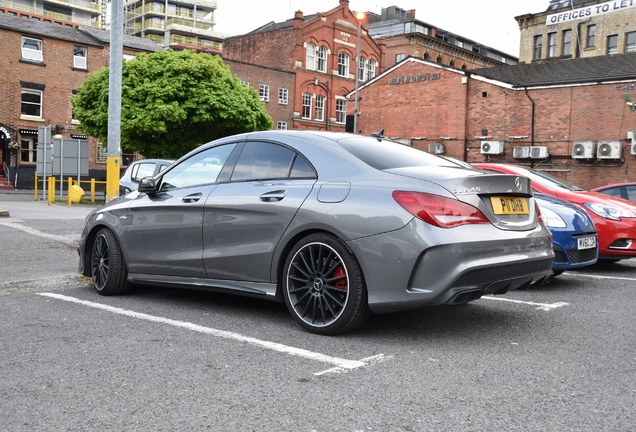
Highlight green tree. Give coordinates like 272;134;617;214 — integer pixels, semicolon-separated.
71;49;272;159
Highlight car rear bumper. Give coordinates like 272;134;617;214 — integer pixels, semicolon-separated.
348;220;554;314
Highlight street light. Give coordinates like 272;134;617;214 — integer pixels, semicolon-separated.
353;11;365;135
315;79;329;131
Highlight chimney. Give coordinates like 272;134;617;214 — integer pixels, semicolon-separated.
293;10;303;29
340;0;349;7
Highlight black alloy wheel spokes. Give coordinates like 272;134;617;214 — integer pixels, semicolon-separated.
91;234;109;290
287;242;349;326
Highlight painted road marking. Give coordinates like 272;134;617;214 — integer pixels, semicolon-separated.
0;222;76;247
564;272;636;282
37;293;383;375
483;296;569;311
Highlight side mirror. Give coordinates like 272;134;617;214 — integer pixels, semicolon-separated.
137;176;158;194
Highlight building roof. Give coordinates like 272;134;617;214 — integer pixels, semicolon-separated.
473;52;636;88
0;13;98;45
239;14;318;36
78;26;163;52
0;12;162;52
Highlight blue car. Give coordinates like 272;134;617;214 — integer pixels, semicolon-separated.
535;193;598;276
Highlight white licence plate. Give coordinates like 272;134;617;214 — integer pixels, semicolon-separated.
578;236;596;250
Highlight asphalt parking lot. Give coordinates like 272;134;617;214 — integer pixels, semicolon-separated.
1;193;635;431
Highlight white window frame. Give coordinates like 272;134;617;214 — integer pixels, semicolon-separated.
335;98;346;124
241;79;250;88
317;46;327;72
337;52;350;77
366;59;376;80
547;32;557;57
607;34;618;55
626;31;636;53
20;137;37;164
259;84;269;102
21;36;43;62
74;45;87;69
306;42;316;70
302;93;312;119
278;87;288;105
277;121;287;130
562;29;572;56
315;95;325;121
21;88;43;119
357;56;366;81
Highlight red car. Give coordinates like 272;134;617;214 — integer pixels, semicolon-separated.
591;182;636;203
475;163;636;262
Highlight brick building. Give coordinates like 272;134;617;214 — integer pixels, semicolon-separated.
516;0;636;63
351;54;636;190
0;13;161;189
365;6;518;70
222;0;382;133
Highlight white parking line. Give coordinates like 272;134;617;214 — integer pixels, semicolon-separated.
0;222;76;247
563;272;636;282
482;296;569;311
37;293;383;375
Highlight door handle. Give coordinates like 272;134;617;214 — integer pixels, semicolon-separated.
260;190;287;202
182;193;202;203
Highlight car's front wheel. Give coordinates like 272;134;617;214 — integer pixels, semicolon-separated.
91;228;131;296
283;233;371;335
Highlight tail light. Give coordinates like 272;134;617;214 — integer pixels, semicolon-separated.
392;191;489;228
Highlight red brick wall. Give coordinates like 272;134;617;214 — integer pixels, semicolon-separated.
356;58;636;190
223;59;296;129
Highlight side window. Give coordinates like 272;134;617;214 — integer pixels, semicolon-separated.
290;154;317;179
231;142;296;182
160;144;236;191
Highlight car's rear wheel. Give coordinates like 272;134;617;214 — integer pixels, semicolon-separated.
283;233;370;335
91;228;130;296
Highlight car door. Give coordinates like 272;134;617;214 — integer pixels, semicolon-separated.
202;141;317;282
123;144;237;278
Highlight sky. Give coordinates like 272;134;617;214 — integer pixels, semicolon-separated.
214;0;550;57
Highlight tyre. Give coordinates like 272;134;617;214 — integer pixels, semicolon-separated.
283;233;371;335
91;228;131;296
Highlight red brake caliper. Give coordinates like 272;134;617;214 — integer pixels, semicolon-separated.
333;266;348;290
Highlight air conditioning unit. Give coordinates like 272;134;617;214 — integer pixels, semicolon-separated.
480;140;503;155
597;141;621;159
428;143;444;154
530;146;549;158
513;146;530;159
630;132;636;155
572;141;595;159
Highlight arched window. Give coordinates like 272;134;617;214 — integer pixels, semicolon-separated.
366;59;376;80
306;42;316;70
317;46;327;72
423;52;431;61
337;52;350;77
449;59;456;68
436;54;444;64
357;56;366;81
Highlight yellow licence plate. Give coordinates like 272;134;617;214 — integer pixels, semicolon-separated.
490;196;529;215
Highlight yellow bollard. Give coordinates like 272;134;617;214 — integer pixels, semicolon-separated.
34;172;38;201
48;177;55;205
90;178;96;203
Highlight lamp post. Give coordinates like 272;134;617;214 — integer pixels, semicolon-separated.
353;11;365;135
315;79;329;131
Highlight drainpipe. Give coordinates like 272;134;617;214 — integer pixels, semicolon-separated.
463;72;471;162
524;87;536;167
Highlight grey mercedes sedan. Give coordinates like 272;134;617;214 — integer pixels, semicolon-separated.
78;131;554;334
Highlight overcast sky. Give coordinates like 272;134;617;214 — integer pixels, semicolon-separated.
214;0;549;57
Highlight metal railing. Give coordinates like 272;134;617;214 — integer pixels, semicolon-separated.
35;174;106;207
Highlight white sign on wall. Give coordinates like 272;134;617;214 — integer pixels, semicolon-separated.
547;0;636;25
